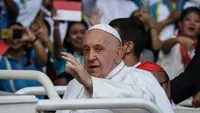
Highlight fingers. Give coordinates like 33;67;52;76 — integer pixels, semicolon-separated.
192;92;200;108
62;56;77;66
61;52;79;65
192;98;200;108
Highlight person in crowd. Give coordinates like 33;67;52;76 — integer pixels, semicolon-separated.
137;62;171;102
170;34;200;107
31;10;56;81
157;7;200;80
0;23;47;93
109;16;200;108
0;0;19;28
109;17;171;101
132;1;175;62
109;17;147;66
53;20;88;83
58;24;174;113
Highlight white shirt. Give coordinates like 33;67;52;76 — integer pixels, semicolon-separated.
57;61;174;113
157;41;195;80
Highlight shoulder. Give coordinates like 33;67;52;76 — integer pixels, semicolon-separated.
124;67;158;83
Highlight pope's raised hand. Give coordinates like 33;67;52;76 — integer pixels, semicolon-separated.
61;52;93;93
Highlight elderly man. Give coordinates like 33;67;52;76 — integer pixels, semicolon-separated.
59;24;174;113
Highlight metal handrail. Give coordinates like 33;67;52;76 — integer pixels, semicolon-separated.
15;86;67;96
0;70;60;99
36;98;162;113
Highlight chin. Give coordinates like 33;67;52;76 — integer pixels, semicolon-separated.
89;72;101;78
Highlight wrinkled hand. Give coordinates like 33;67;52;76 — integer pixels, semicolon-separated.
89;9;102;26
192;91;200;108
61;52;93;93
177;36;195;50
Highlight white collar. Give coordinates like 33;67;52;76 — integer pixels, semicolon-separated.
133;61;141;68
105;61;126;79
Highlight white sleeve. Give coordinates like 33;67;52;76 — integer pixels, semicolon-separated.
89;77;154;102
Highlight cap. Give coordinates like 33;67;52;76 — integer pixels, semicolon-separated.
87;24;122;44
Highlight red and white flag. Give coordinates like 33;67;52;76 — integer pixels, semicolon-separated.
53;1;82;22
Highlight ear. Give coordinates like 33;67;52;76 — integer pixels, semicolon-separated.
115;46;125;64
123;41;134;54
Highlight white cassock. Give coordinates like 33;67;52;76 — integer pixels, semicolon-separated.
57;61;174;113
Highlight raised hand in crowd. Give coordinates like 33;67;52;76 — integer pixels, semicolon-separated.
51;7;63;59
22;28;47;66
134;9;154;28
31;19;54;56
133;9;162;50
89;8;102;26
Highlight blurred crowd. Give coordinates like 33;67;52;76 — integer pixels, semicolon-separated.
0;0;200;106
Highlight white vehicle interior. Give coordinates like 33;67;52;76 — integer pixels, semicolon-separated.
0;70;199;113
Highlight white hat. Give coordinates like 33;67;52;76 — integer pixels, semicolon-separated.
87;24;122;44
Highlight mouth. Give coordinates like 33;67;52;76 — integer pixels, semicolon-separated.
89;65;100;69
188;26;196;32
88;65;100;71
75;39;82;44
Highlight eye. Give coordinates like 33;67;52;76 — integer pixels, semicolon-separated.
95;46;104;53
83;47;90;55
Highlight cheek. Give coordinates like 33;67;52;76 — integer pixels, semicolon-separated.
196;24;200;30
70;35;77;41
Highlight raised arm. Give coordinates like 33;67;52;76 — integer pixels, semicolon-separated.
161;36;195;54
21;29;47;66
53;20;63;59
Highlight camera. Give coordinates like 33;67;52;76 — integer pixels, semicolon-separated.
0;29;23;40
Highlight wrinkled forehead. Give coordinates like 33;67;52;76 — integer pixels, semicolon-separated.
83;29;119;46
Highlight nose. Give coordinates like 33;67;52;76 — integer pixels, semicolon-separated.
88;49;96;62
77;32;84;39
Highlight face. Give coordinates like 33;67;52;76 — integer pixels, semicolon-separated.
83;30;123;78
179;12;200;38
9;25;25;50
150;71;171;101
68;23;87;50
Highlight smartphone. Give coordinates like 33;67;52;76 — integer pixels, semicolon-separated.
0;29;23;40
